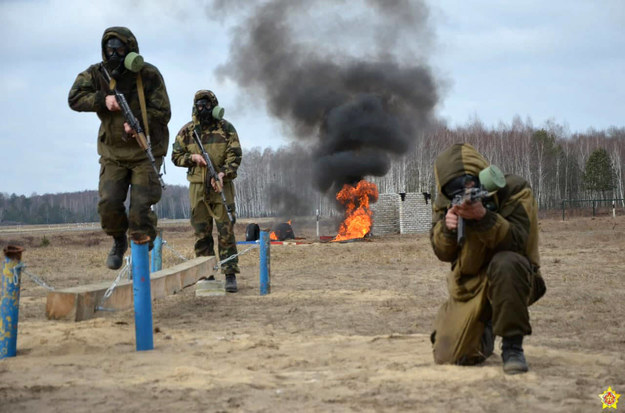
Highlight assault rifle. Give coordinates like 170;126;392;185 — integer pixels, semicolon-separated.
192;128;235;224
100;64;166;189
452;187;490;246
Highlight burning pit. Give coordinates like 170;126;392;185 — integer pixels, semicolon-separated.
333;180;379;242
270;221;296;241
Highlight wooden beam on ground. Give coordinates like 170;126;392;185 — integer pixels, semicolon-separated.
45;256;215;322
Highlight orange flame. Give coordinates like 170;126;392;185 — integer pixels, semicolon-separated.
333;180;379;241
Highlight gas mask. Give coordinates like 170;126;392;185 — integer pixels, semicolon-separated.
195;98;225;125
442;174;479;200
442;165;505;210
104;37;144;77
104;37;126;76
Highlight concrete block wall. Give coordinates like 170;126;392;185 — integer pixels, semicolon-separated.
371;193;400;235
399;192;431;234
371;192;431;235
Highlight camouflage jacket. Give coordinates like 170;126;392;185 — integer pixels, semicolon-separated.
68;27;171;162
430;143;542;300
171;119;242;184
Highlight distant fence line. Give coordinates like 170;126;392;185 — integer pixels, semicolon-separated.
560;198;625;220
0;222;99;234
4;201;624;231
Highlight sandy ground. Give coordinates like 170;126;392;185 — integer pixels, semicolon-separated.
0;216;624;412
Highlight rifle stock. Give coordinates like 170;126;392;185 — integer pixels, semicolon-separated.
100;64;166;189
192;128;235;225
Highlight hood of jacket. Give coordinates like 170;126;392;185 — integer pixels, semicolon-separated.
101;26;139;62
434;143;489;195
191;89;219;126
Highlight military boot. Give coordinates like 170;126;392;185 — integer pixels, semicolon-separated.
106;235;128;270
502;335;529;375
225;274;238;293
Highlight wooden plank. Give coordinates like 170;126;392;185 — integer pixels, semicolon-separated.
45;256;216;322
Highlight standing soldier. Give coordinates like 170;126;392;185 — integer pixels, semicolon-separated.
171;90;242;292
68;26;170;269
429;143;546;374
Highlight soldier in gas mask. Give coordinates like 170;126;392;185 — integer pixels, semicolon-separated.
171;90;242;292
429;143;546;374
68;26;171;270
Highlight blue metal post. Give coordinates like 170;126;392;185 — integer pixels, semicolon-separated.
1;246;24;359
259;231;271;295
151;230;162;273
131;241;153;351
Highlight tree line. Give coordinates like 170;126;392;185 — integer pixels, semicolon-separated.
0;186;192;226
371;117;623;209
1;117;623;225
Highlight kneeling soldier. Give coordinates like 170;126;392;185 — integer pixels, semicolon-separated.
429;143;546;374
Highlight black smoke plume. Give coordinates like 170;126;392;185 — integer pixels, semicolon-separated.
215;0;438;195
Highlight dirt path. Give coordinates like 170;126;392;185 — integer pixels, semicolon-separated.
1;217;624;412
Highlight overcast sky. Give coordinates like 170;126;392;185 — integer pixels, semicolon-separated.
1;0;623;196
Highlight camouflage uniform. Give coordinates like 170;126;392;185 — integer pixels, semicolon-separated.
68;27;170;242
430;144;546;365
171;90;242;275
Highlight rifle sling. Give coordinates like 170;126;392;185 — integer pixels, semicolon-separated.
136;72;150;143
108;76;116;91
136;72;164;174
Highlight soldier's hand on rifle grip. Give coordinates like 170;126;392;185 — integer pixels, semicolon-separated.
211;172;225;193
190;154;207;166
123;122;137;137
445;207;459;231
455;199;487;221
105;95;120;111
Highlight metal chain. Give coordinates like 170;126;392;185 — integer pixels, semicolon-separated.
11;263;55;290
9;264;21;286
162;237;258;270
0;238;261;314
22;267;56;290
162;240;189;262
1;240;259;294
213;244;259;271
96;256;132;312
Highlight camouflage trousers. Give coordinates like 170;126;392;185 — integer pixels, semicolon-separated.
189;182;239;274
98;157;163;241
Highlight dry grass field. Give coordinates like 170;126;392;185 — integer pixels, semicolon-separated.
0;215;624;412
